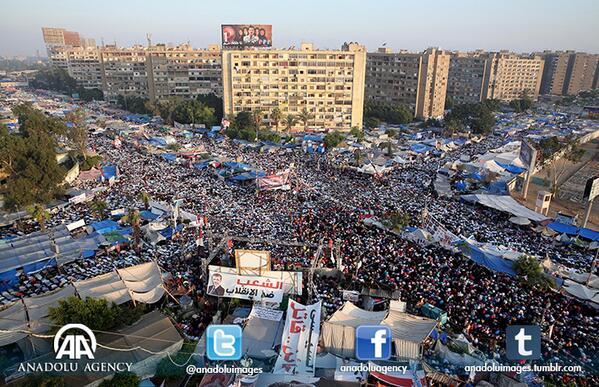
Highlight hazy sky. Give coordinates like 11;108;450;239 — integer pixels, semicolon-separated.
2;0;598;57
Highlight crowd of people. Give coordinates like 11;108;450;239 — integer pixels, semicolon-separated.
1;94;597;383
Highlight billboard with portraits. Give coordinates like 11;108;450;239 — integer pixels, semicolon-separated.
222;24;272;48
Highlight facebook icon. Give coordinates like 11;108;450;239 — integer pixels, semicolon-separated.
355;325;392;360
206;325;242;361
506;325;541;360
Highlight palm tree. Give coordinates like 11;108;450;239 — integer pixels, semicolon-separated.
298;108;313;132
89;199;107;219
138;191;151;210
284;114;297;134
122;208;141;253
251;109;263;141
270;107;282;131
27;204;49;232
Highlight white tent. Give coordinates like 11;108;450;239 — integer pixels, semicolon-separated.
117;261;166;304
24;285;76;333
380;310;437;359
562;280;599;304
461;194;549;222
74;271;132;305
0;302;28;346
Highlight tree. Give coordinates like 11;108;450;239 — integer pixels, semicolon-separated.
234;111;255;131
514;255;555;289
324;131;344;149
138;191;151;210
364;101;413;125
284;114;297;134
251;109;264;130
98;373;140;387
1;106;66;210
196;93;224;123
445;102;495;135
364;116;381;129
155;342;197;380
49;296;120;331
445;95;454;110
89;199;107;219
27;204;50;232
349;126;365;142
116;95;150;114
172;99;216;127
122;208;141;252
383;210;411;232
444;117;464;136
270;106;282;131
298;108;313;131
65;108;88;159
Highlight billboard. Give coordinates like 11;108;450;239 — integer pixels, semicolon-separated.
583;175;599;202
235;249;271;275
207;270;284;302
519;140;538;169
222;24;272;48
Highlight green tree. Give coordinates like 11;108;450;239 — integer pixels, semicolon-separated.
324;131;344;149
349;126;365;142
155;342;197;380
122;208;141;252
117;95;150;114
514;255;555;289
89;198;107;219
65;108;88;159
298;108;313;131
138;191;151;210
445;95;454;110
284;114;297;134
172;99;216;127
49;296;120;331
98;372;140;387
364;116;381;129
270;106;282;131
383;210;411;232
445;102;495;135
234;111;255;131
364;101;413;124
196;93;224;123
26;204;50;232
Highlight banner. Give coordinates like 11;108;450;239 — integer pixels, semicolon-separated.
273;300;321;375
256;169;290;191
424;216;460;250
222;24;272;48
207;270;284;302
235;250;271;275
209;265;302;295
249;305;283;321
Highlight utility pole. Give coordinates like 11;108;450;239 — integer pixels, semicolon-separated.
582;197;595;228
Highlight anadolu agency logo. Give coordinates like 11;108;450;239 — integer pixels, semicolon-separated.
18;323;133;374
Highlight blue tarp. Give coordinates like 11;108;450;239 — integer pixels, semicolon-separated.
468;172;484;181
193;161;210;170
458;241;516;276
91;220;120;235
159;224;184;239
100;165;118;180
149;137;168;146
578;228;599;241
547;222;578;235
230;171;267;182
140;210;160;221
455;181;468;191
410;143;432;154
306;144;314;154
495;161;526;174
161;153;177;162
23;257;57;274
223;162;251;170
303;134;324;142
488;181;508;195
82;250;96;258
0;269;19;292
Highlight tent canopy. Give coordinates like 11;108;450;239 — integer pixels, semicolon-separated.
461;194;548;222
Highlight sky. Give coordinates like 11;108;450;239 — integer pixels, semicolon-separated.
1;0;598;57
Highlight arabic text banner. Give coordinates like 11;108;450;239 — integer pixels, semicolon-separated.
208;265;303;295
207;270;284;302
273;300;322;375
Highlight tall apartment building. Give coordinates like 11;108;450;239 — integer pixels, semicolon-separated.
446;51;489;104
221;42;366;130
540;51;598;95
365;48;450;119
48;43;223;102
482;52;544;101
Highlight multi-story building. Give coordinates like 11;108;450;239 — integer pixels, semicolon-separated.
221;42;366;130
365;47;450;119
446;51;490;104
540;51;598;95
48;43;223;102
482;52;544;101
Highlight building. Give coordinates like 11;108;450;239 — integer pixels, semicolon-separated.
48;43;223;102
482;52;544;101
540;51;598;96
221;42;367;130
446;51;490;104
365;48;450;119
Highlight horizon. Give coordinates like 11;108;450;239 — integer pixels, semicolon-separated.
1;0;599;57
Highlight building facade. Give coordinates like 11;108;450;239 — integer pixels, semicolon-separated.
482;52;544;101
446;51;489;105
48;44;223;103
540;51;599;96
221;42;366;130
365;48;450;119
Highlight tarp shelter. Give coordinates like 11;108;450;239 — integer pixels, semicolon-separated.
24;286;76;333
321;302;387;358
242;306;285;359
457;239;516;276
381;310;437;359
74;271;132;305
99;165;118;181
562;280;599;304
547;222;578;235
461;194;549;222
117;261;166;304
495;161;526;174
160;153;177;162
0;302;28;346
410;143;432;154
91;220;120;235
